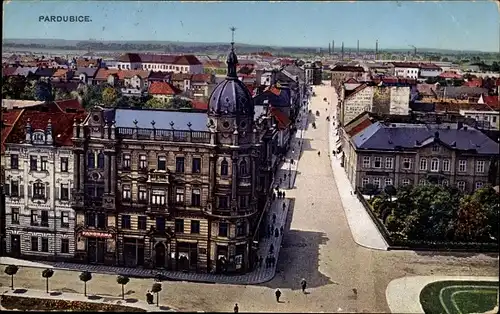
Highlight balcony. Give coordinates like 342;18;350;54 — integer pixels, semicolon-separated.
148;172;170;184
71;190;84;207
85;196;103;207
147;203;168;214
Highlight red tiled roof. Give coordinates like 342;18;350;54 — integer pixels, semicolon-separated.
53;99;85;113
439;71;462;79
203;60;225;68
331;65;364;72
481;95;500;109
346;118;373;137
1;109;24;153
52;68;68;77
2;67;18;77
171;73;192;81
190;100;208;110
269;107;291;130
463;78;482;88
345;78;359;84
76;58;99;68
118;53;142;63
6;110;86;147
94;69;149;81
191;73;212;83
392;62;419;68
435;102;495;113
173;55;202;66
148;81;182;95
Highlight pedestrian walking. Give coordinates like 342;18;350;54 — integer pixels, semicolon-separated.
280;225;284;235
275;228;279;237
146;291;153;304
271;256;276;267
301;278;307;293
282;191;286;198
272;213;276;224
282;202;286;211
272;192;276;201
269;243;274;254
275;289;282;302
279;178;283;185
234;303;239;313
284;173;287;180
265;256;270;268
317;151;321;157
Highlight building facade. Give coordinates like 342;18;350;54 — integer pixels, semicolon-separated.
70;43;273;274
342;121;499;194
4;111;81;260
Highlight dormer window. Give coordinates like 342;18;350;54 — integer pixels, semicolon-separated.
32;131;46;145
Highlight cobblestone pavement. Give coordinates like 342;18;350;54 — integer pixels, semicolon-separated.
1;84;498;313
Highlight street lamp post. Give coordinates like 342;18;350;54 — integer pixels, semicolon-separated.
288;159;292;188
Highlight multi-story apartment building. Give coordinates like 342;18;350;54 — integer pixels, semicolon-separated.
392;62;420;79
70;43;274;273
342;121;499;194
116;53;203;74
330;65;366;91
3;110;84;260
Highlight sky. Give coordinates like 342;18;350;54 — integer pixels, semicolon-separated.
3;0;500;52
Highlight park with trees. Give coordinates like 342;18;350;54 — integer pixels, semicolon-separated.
364;184;499;249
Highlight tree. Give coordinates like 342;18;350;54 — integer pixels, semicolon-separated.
384;185;397;202
42;268;54;293
34;80;54;101
144;97;167;109
79;271;92;296
151;282;162;307
169;97;192;109
454;196;489;241
54;88;71;101
102;87;120;107
116;275;130;300
2;76;28;99
80;84;103;108
4;265;19;290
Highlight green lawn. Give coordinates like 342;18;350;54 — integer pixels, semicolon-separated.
420;280;498;314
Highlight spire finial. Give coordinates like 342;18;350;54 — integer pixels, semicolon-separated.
230;26;236;47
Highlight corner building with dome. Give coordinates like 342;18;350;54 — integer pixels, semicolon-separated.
69;42;276;274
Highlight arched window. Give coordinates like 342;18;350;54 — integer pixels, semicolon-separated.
221;159;229;176
97;152;105;168
239;160;247;176
87;152;95;169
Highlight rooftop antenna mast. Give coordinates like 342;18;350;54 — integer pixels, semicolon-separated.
230;26;237;46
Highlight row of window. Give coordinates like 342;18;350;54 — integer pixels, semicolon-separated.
121;155;248;176
5;182;70;201
362;156;486;173
465;114;498;123
117;63;190;72
10;208;71;227
28;237;70;253
121;186;201;206
361;177;484;191
9;154;69;172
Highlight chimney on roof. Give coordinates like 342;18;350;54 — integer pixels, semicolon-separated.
434;131;439;139
46;118;53;145
25;118;32;142
451;141;456;147
457;121;463;130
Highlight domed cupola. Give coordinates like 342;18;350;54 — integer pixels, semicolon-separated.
208;40;254;117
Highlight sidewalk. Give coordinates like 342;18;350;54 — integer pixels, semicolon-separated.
0;288;175;312
325;91;388;251
0;101;310;286
386;275;499;313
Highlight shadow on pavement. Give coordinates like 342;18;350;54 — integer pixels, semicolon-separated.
13;288;27;294
49;291;62;296
259;198;334;291
125;298;138;303
414;251;500;259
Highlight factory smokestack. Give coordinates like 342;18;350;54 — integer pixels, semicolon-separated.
341;41;344;60
357;40;360;55
375;39;379;59
332;40;335;53
328;42;331;55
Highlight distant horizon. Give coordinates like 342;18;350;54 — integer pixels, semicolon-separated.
3;1;500;53
3;38;496;54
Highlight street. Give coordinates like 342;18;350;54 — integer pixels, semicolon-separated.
1;83;498;313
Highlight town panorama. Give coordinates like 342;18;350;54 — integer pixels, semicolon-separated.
0;1;499;313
